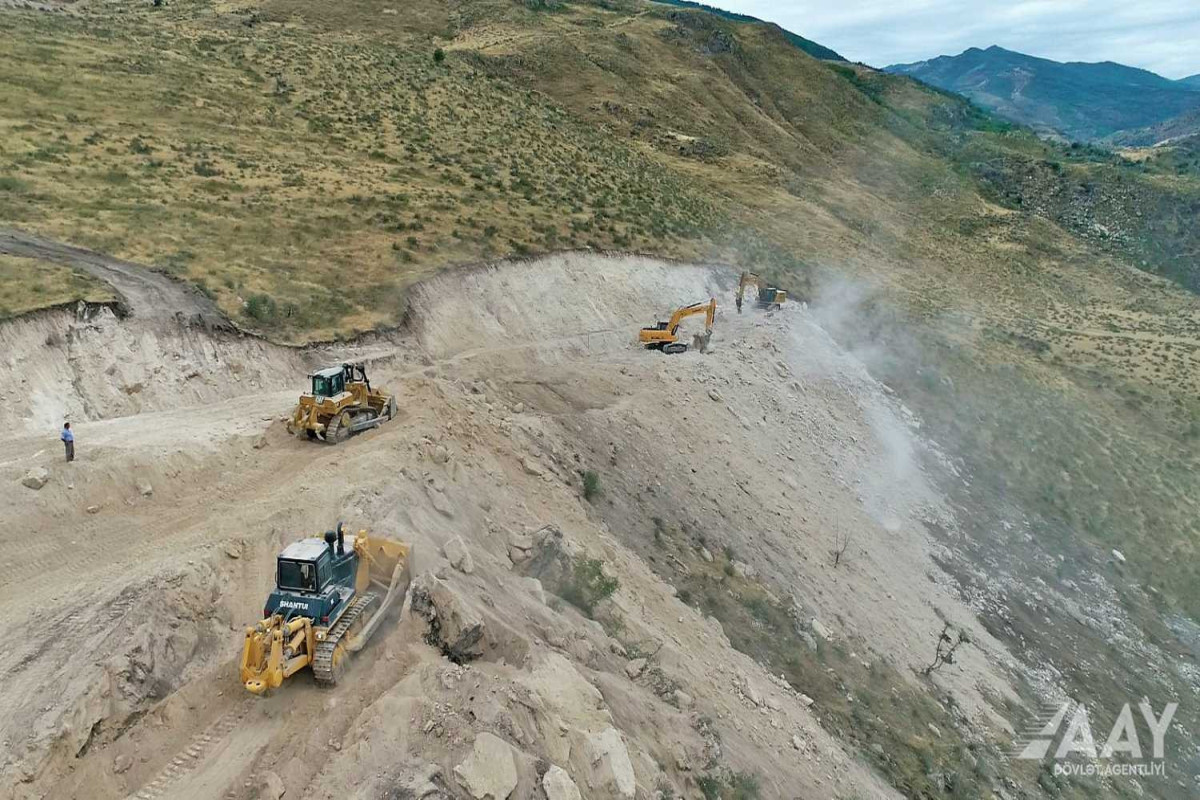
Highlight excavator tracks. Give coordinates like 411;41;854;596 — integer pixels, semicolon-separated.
312;592;377;686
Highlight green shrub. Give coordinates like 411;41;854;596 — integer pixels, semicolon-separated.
244;293;276;322
582;470;601;501
561;558;618;616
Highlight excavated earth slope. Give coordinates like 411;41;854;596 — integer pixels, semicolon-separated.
2;253;1030;800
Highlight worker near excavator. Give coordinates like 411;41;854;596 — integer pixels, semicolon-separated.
61;422;74;462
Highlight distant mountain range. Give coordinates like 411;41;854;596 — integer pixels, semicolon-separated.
885;46;1200;143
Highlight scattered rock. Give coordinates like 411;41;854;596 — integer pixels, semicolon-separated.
410;573;486;662
1111;549;1126;563
224;541;243;560
261;770;286;800
672;689;694;709
425;481;455;517
252;434;268;450
624;658;647;679
86;504;101;515
513;402;525;414
521;457;545;477
21;468;49;490
444;536;474;574
454;732;518;799
112;754;133;774
707;388;722;402
542;765;582;800
519;576;546;604
792;735;804;750
810;618;833;640
138;483;154;498
798;693;814;707
699;546;713;563
433;445;451;464
508;530;534;550
586;727;636;799
731;560;755;579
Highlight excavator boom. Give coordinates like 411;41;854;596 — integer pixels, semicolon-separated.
736;271;786;313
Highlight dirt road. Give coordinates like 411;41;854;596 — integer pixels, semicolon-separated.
0;227;227;326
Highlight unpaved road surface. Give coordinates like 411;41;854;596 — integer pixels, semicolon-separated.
1;253;1045;800
0;227;227;326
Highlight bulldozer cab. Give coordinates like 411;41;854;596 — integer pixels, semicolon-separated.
277;552;325;594
311;367;347;399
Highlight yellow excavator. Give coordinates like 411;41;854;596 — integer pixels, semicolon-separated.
239;524;411;694
287;362;397;444
639;298;716;354
735;272;786;313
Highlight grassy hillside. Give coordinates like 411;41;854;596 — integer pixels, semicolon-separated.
0;253;114;318
3;2;1200;795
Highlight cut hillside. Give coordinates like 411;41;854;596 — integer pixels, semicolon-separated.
6;254;1196;800
2;3;1200;798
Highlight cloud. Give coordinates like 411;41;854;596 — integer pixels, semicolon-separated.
709;1;1200;78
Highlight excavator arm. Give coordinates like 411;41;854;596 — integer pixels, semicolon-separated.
666;299;716;336
735;271;784;313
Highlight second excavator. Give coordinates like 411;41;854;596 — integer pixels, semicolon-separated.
639;298;716;354
735;272;786;313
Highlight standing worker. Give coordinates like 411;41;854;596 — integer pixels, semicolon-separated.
61;422;74;462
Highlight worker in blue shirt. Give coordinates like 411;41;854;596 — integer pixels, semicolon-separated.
61;422;74;462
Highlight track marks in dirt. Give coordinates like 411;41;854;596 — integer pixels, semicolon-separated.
127;700;265;800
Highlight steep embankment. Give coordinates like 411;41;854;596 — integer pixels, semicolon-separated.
2;253;1036;800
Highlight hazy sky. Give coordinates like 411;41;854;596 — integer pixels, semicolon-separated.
706;1;1200;79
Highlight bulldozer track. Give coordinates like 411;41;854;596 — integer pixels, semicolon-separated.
127;701;253;800
312;592;378;685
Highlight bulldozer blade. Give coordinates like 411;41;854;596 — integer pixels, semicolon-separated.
347;538;412;653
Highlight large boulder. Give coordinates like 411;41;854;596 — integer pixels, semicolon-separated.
443;536;474;574
586;727;636;798
542;765;582;800
453;732;518;799
21;467;49;490
410;573;486;662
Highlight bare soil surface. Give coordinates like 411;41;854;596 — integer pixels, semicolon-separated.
0;253;1146;799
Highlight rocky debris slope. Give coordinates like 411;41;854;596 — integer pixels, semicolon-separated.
1;254;1042;799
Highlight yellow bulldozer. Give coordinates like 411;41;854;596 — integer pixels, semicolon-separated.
735;271;786;313
287;362;397;444
239;524;411;694
639;298;716;354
